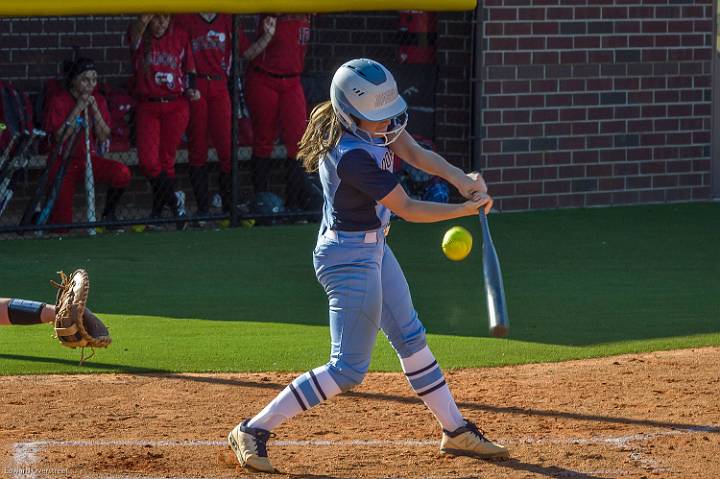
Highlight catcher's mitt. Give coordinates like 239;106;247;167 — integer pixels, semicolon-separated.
51;269;111;362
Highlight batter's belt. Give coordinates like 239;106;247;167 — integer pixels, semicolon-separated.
323;225;390;244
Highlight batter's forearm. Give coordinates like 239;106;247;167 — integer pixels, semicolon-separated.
407;149;468;190
394;199;471;223
392;133;469;189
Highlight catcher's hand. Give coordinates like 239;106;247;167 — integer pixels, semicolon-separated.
51;269;111;363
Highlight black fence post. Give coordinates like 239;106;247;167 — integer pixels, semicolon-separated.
230;13;240;228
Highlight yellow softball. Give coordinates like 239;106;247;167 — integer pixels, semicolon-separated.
442;226;473;261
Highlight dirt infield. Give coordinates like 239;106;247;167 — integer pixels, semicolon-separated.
2;347;718;479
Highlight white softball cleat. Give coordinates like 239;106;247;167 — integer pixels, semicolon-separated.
227;419;276;473
440;420;509;460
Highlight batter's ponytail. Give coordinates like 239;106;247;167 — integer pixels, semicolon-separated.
297;100;343;172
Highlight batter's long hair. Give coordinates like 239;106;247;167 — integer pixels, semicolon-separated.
297;100;343;172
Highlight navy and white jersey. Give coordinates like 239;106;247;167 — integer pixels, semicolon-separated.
319;132;398;232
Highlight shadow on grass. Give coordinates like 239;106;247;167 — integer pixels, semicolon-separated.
3;203;720;346
0;354;171;374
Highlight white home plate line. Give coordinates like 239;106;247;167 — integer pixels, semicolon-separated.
9;427;714;479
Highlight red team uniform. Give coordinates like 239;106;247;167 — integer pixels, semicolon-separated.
129;20;194;219
240;14;318;211
130;20;193;179
44;90;131;226
240;14;309;161
174;14;235;215
175;14;232;173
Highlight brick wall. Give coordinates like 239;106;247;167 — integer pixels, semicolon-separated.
480;0;714;211
2;4;713;213
0;13;473;169
1;16;133;87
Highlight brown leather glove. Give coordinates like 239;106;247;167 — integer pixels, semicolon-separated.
51;269;111;363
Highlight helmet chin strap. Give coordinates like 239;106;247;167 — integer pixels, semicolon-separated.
376;122;407;146
345;115;408;147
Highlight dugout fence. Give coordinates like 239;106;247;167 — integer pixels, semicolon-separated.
0;11;476;238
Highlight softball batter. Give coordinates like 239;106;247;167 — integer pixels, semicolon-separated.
228;58;508;473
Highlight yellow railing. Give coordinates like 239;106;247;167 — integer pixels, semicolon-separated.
1;0;477;16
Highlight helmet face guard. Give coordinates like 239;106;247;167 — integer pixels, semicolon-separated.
331;58;409;146
346;111;408;146
373;110;408;146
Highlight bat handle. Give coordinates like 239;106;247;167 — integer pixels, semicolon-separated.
478;209;491;240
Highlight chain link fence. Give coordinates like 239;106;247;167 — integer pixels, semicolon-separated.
0;11;474;238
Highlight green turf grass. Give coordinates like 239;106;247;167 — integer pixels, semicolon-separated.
1;202;718;374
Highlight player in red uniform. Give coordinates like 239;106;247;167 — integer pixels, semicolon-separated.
44;57;131;228
173;13;276;220
129;14;200;226
240;14;321;213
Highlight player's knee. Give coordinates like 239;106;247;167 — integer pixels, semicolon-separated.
335;372;366;393
390;327;427;358
326;362;367;392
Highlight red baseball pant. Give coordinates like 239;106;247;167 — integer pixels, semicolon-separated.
244;69;307;159
135;99;189;179
49;155;131;225
188;78;231;174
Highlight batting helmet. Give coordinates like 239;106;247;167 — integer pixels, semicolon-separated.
330;58;408;146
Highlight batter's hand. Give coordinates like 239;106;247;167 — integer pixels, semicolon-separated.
186;89;201;101
262;16;277;36
457;171;488;200
462;193;493;216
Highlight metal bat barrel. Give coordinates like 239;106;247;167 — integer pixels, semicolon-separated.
479;211;509;338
